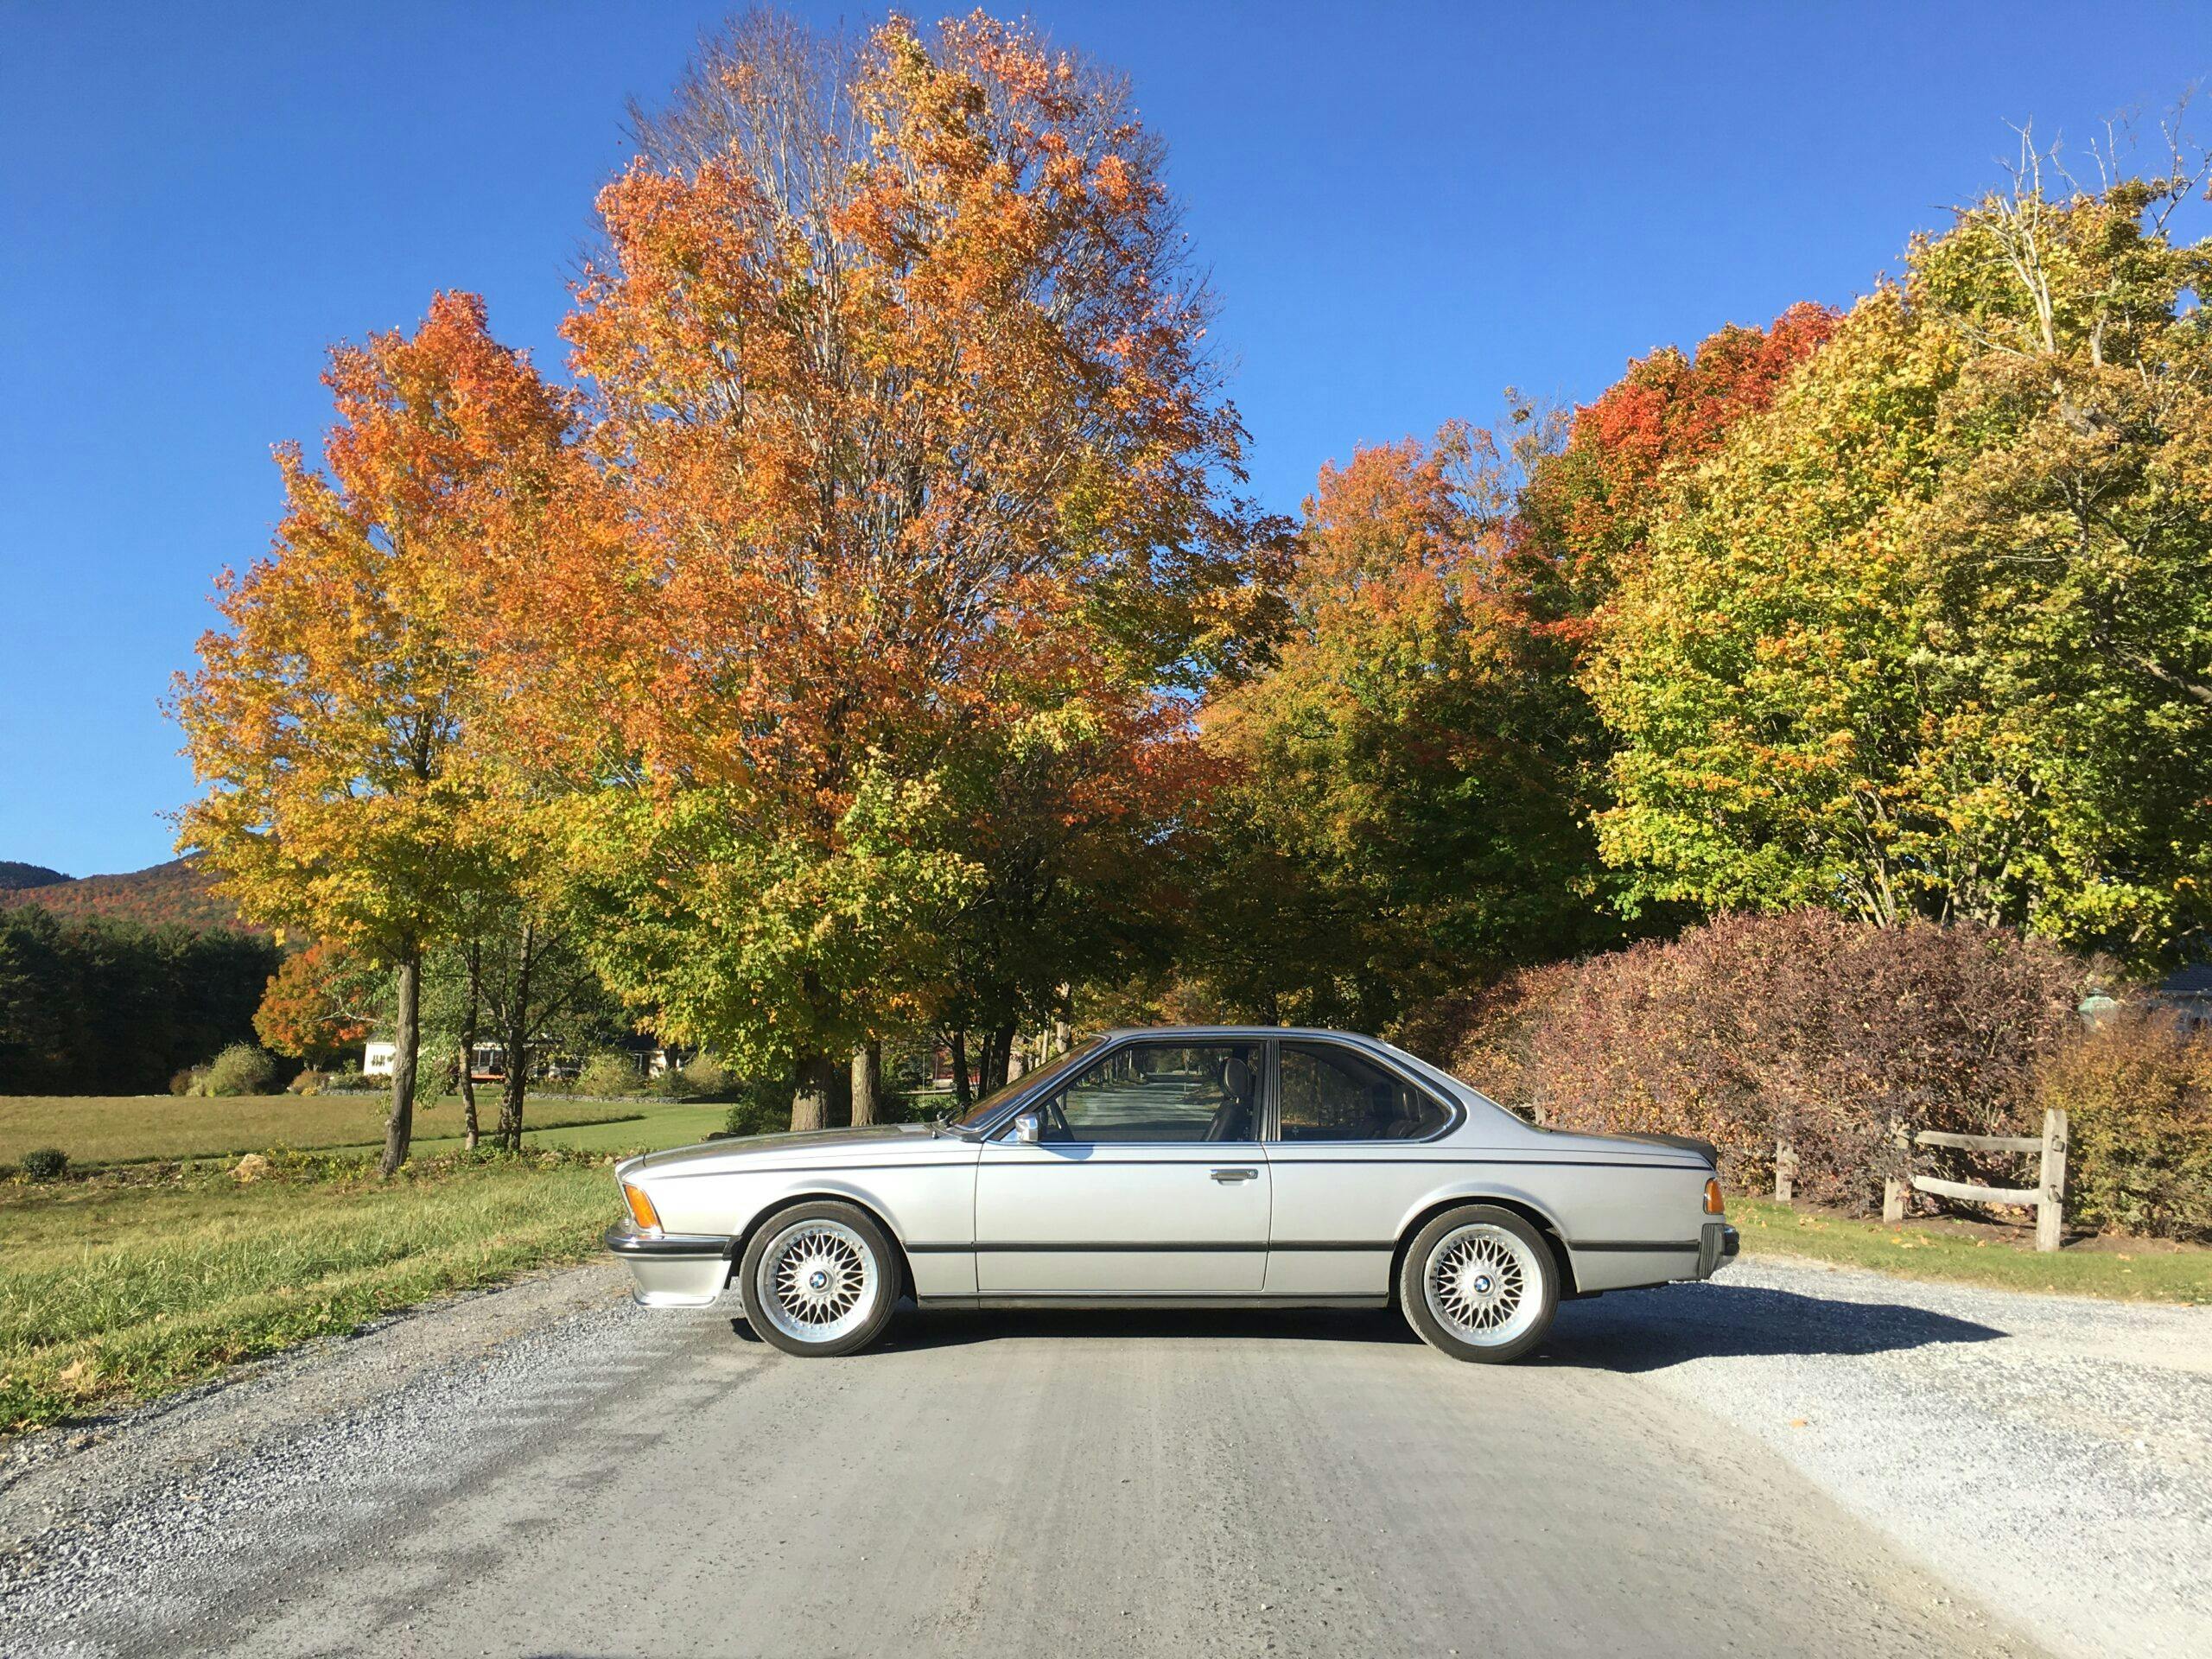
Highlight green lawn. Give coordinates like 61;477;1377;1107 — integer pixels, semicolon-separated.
1732;1197;2212;1304
0;1151;626;1433
0;1093;734;1435
0;1092;652;1168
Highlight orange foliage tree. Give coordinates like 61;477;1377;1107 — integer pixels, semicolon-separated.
1515;303;1837;642
175;293;581;1173
252;940;376;1071
1197;417;1621;1027
550;12;1284;1123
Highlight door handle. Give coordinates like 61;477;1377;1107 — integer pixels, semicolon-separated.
1210;1167;1259;1183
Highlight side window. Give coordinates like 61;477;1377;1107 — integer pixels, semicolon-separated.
1277;1043;1449;1141
1037;1042;1262;1143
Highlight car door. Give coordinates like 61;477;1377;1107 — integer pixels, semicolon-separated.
1263;1038;1456;1297
975;1038;1271;1294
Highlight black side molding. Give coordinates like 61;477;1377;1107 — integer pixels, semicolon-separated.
1571;1239;1702;1253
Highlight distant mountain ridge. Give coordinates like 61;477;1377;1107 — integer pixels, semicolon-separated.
0;861;72;891
0;855;251;932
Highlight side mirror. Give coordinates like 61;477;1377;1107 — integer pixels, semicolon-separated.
1014;1111;1041;1145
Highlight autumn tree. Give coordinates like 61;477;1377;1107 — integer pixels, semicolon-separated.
1516;302;1837;643
1589;140;2212;965
253;940;378;1071
1196;415;1629;1027
175;293;578;1173
554;11;1282;1125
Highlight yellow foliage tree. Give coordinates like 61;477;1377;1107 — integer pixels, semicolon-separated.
173;293;576;1173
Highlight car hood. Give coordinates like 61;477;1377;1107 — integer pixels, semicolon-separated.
622;1122;942;1179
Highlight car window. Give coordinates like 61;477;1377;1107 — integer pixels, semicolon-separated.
1277;1042;1449;1141
1033;1041;1263;1143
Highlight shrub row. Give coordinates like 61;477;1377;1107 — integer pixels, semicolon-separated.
2040;1012;2212;1242
1408;912;2212;1242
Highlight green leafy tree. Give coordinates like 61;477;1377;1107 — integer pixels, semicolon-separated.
1589;144;2212;965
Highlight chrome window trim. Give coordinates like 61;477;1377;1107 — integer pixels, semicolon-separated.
966;1029;1464;1149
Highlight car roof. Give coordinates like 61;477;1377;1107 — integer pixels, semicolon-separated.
1098;1026;1381;1041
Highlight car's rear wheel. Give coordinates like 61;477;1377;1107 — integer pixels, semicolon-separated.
738;1200;900;1357
1398;1205;1558;1363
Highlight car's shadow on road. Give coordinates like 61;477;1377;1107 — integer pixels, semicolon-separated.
1535;1282;2005;1373
732;1281;2006;1370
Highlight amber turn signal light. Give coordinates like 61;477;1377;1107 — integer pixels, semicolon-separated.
1703;1177;1726;1216
622;1182;662;1232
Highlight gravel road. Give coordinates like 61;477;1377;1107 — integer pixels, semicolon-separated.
3;1254;2205;1659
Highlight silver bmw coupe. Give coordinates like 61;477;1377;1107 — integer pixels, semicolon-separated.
605;1026;1738;1363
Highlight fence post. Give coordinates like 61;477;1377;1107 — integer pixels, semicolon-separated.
2037;1107;2068;1253
1883;1118;1909;1221
1774;1139;1796;1203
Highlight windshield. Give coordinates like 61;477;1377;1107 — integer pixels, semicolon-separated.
944;1038;1107;1131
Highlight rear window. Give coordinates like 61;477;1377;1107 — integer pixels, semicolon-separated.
1277;1042;1450;1141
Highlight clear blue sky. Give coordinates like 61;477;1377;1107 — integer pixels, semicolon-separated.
3;0;2205;877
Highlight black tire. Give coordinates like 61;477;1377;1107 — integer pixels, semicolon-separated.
737;1199;902;1358
1397;1204;1559;1363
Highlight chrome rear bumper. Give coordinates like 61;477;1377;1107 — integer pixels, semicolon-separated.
1696;1222;1740;1279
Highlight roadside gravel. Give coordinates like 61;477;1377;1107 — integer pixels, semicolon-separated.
0;1252;2204;1658
1552;1256;2212;1659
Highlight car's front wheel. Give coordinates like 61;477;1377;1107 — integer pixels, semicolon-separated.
738;1200;900;1357
1398;1204;1558;1363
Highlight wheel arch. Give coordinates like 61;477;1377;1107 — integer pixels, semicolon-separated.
734;1188;918;1303
1389;1192;1579;1307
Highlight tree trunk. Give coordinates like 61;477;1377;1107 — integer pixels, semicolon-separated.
1007;1034;1027;1083
985;1023;1015;1094
497;922;536;1152
458;939;480;1152
791;1052;836;1131
948;1029;971;1110
851;1041;882;1126
380;950;422;1178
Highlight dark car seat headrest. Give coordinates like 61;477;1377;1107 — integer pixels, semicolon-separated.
1221;1055;1255;1102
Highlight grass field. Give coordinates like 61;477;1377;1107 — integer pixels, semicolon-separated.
0;1093;671;1168
0;1151;624;1433
0;1090;732;1435
1732;1197;2212;1303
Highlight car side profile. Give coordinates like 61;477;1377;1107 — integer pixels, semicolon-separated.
605;1027;1737;1363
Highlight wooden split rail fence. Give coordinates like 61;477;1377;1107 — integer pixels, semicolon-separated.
1772;1109;2069;1252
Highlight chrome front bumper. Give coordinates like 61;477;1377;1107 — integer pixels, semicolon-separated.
604;1224;736;1307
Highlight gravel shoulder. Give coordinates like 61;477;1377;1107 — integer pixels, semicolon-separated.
2;1253;2204;1659
1568;1255;2212;1659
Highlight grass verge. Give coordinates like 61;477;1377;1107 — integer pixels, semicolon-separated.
0;1150;626;1435
1732;1197;2212;1304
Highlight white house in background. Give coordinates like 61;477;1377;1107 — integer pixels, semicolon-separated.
360;1036;688;1079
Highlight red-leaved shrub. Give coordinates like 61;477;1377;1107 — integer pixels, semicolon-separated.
1425;913;2084;1211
